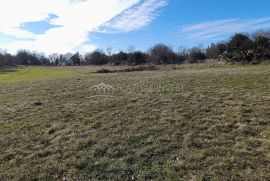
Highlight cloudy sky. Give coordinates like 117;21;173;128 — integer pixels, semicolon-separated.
0;0;270;54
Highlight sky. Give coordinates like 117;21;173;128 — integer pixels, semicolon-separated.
0;0;270;54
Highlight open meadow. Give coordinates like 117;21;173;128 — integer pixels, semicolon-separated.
0;64;270;180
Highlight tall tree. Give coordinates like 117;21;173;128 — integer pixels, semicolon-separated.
71;52;82;66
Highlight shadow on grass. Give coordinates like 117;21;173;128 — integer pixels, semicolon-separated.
0;66;18;74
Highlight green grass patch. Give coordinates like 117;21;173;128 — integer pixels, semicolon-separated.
0;66;78;83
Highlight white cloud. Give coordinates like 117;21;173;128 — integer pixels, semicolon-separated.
98;0;167;33
181;17;270;40
0;0;166;54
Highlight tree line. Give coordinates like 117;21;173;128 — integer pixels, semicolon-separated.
206;30;270;63
1;30;270;67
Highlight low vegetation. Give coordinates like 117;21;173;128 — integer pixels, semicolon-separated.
96;65;158;73
0;64;269;180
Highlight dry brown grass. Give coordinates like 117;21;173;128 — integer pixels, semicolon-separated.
0;64;269;180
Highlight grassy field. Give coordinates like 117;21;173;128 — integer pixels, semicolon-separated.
0;66;78;83
0;64;269;180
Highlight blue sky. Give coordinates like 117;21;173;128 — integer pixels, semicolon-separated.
0;0;270;54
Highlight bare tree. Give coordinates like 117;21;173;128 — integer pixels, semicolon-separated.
188;47;206;63
251;30;270;40
149;43;177;64
49;53;60;65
